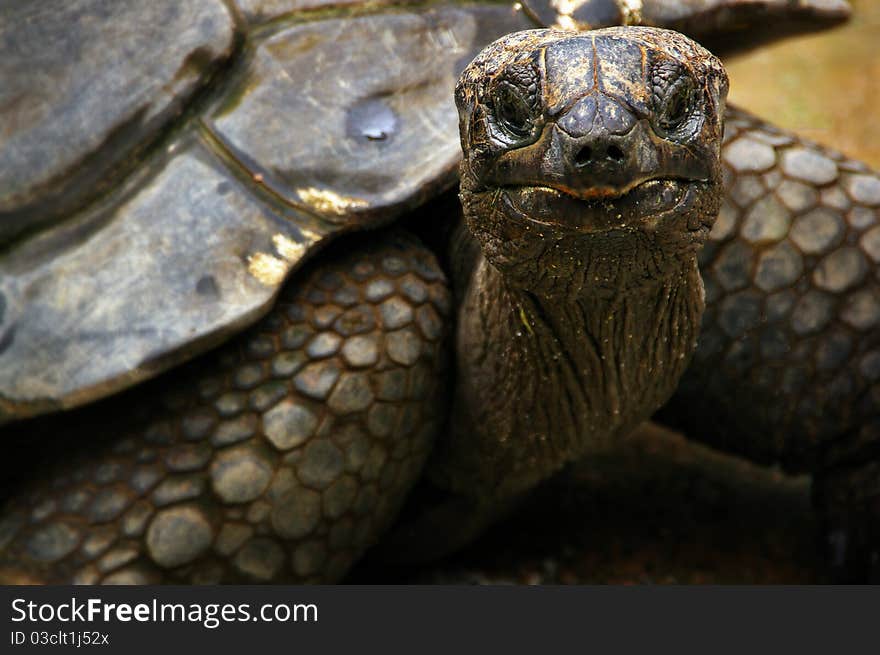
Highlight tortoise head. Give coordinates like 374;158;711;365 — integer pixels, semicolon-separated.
456;27;728;299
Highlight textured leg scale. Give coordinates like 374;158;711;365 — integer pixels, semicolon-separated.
0;231;450;583
663;106;880;473
658;106;880;580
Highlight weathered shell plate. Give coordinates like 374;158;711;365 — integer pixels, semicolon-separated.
205;4;532;223
520;0;850;55
0;133;317;422
0;3;532;423
0;0;237;243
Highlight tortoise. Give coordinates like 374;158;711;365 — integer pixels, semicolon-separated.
1;0;878;584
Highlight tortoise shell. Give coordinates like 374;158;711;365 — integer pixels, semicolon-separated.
0;0;849;421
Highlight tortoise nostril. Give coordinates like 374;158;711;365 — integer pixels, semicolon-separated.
606;144;624;162
574;146;592;167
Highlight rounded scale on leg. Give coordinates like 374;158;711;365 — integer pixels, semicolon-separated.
0;231;450;584
661;106;880;471
658;107;880;580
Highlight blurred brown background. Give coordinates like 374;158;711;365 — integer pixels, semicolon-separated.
728;0;880;167
354;2;880;584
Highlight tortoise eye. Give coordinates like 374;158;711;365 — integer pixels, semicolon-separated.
493;83;533;138
658;78;694;131
652;60;698;136
654;66;697;134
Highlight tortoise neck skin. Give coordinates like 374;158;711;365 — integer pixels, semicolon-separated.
432;252;704;498
430;27;728;498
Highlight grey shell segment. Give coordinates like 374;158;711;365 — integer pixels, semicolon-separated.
0;0;237;243
0;1;531;421
0;0;851;423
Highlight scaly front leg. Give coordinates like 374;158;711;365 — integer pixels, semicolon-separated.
659;105;880;580
0;232;450;584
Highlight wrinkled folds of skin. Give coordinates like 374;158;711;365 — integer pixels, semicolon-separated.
429;27;729;499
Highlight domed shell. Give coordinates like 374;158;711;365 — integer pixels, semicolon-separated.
0;0;849;423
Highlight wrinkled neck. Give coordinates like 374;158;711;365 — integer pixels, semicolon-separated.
429;252;705;499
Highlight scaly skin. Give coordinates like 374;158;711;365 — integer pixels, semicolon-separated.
0;27;730;583
0;232;449;583
659;106;880;579
661;105;880;470
5;33;878;582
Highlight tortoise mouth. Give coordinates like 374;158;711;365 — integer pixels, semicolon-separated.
497;178;698;232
